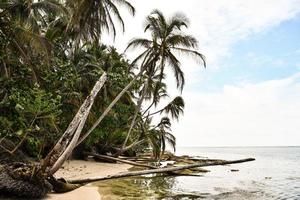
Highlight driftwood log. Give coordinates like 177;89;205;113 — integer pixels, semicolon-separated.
86;153;209;175
87;152;158;169
68;158;255;184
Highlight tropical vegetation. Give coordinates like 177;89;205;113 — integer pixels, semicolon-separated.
0;0;205;165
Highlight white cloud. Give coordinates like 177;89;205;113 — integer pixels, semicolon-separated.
173;73;300;146
103;0;300;87
106;0;300;66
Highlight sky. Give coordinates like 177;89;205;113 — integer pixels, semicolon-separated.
103;0;300;147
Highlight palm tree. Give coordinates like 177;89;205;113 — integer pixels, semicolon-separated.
66;0;135;44
1;0;66;32
150;117;176;158
114;116;176;158
121;10;206;151
0;0;66;82
126;9;206;91
113;96;184;156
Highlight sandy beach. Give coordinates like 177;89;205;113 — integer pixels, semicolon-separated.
46;160;131;200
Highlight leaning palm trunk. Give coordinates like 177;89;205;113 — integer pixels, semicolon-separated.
115;138;147;156
42;73;107;174
120;81;149;152
76;54;159;147
76;70;144;146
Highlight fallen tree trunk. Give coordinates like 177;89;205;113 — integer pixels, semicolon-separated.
47;175;80;193
87;152;157;169
87;153;209;176
68;158;255;184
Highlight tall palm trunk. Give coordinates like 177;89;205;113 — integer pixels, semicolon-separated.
121;81;149;150
1;59;9;78
76;70;144;146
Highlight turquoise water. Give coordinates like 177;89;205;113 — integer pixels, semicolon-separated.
96;147;300;199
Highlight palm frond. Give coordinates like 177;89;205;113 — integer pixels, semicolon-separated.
166;51;185;91
167;34;198;49
67;0;135;42
163;96;185;120
171;47;206;68
167;12;189;33
125;38;152;51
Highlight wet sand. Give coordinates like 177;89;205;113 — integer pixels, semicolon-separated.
46;160;131;200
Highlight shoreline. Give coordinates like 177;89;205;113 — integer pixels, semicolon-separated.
46;160;131;200
1;153;255;199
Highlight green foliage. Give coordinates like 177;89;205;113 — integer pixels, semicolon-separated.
0;1;197;160
0;0;138;157
25;136;42;157
0;84;62;155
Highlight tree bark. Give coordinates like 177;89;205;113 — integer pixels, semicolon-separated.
43;73;107;174
118;81;149;155
68;158;255;184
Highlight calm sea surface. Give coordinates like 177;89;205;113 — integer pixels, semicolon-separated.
96;147;300;199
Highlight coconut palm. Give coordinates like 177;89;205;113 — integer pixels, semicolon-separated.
150;117;176;158
126;9;206;91
1;0;66;32
114;116;176;158
0;0;66;82
120;10;206;151
113;95;184;156
66;0;135;43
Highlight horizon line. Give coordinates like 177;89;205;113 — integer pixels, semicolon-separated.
176;145;300;148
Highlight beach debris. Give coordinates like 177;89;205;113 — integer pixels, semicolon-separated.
86;152;210;175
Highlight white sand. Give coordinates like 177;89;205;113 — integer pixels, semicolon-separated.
46;186;101;200
46;160;131;200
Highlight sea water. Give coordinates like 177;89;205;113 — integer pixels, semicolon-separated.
96;147;300;199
